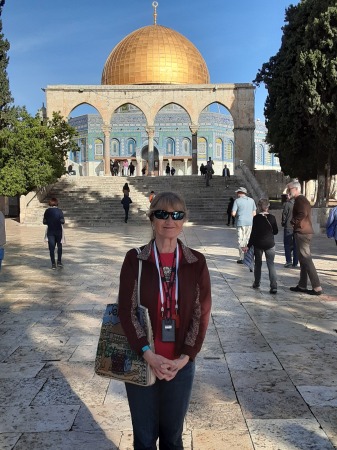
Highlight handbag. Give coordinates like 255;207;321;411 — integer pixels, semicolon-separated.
243;245;254;272
95;248;156;386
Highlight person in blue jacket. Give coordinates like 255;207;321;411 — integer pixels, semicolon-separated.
326;205;337;246
43;198;65;269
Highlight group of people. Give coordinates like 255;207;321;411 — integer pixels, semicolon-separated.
110;159;135;176
232;181;329;296
165;163;176;176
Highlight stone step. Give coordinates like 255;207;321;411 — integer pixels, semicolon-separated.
23;175;244;226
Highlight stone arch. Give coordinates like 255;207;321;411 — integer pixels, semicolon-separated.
45;84;255;175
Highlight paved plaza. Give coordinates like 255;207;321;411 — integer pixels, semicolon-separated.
0;218;337;450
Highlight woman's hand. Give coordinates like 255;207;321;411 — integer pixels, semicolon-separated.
143;351;189;381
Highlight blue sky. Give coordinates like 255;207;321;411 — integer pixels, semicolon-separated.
3;0;295;120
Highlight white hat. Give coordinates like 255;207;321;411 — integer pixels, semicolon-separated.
235;187;247;194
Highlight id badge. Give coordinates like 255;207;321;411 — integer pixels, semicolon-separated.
161;318;176;342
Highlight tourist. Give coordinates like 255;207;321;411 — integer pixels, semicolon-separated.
43;198;65;269
222;164;230;188
118;192;211;449
226;197;235;226
123;160;129;176
231;187;256;263
0;209;6;271
122;183;130;196
281;192;298;267
326;205;337;246
129;161;135;176
149;190;156;203
170;167;176;176
121;194;132;223
246;198;278;294
287;181;323;295
113;160;119;176
165;163;170;176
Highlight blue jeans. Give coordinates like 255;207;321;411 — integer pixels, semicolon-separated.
47;235;62;265
125;361;195;450
284;229;298;265
0;247;4;270
254;246;277;289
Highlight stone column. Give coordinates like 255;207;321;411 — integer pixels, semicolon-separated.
233;126;255;174
159;156;163;176
146;126;155;176
102;124;112;176
184;158;188;175
190;124;199;175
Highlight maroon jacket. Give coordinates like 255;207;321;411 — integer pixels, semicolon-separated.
291;195;314;234
118;239;212;360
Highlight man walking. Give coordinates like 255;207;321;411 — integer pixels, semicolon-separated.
281;193;298;267
232;187;256;263
287;181;322;295
222;164;230;188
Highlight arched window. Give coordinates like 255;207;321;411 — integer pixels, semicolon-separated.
225;140;233;161
94;139;103;160
127;138;136;156
182;138;191;155
110;139;120;156
215;138;223;159
273;154;280;166
166;138;175;155
256;144;264;165
198;137;207;158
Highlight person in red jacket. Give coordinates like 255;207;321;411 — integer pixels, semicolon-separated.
287;181;323;295
118;191;211;450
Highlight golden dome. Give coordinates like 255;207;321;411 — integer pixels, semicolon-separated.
101;24;210;85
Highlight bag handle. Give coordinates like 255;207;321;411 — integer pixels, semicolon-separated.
136;247;142;306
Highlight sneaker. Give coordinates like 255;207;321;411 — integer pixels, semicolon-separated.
51;264;56;270
270;288;277;294
284;262;292;268
57;262;63;268
237;260;244;264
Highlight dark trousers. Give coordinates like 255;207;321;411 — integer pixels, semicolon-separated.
47;235;62;265
227;213;235;226
284;229;298;265
295;233;321;289
125;361;195;450
254;246;277;289
124;206;129;222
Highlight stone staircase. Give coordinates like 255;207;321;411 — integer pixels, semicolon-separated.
23;175;245;227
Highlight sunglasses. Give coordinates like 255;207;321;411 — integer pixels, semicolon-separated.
153;210;185;220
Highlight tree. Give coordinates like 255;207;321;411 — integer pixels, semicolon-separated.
0;0;16;129
0;109;79;196
254;0;337;206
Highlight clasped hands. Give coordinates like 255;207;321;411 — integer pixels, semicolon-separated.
143;350;189;381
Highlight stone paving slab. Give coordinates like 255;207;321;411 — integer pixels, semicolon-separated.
0;219;337;449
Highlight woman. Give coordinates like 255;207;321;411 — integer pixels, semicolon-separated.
118;192;212;450
122;183;130;196
246;198;278;294
43;198;65;269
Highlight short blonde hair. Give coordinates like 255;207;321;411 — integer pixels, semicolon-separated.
148;192;188;221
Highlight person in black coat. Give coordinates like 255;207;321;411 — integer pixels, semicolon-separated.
226;197;235;226
121;195;133;223
43;198;65;269
246;198;278;294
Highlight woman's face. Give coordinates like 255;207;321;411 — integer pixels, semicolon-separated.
152;204;185;241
